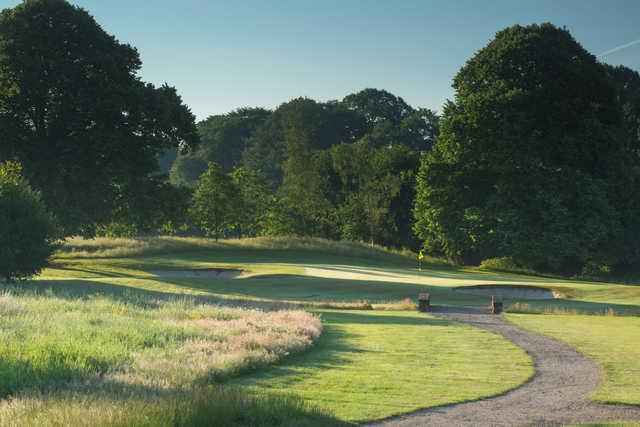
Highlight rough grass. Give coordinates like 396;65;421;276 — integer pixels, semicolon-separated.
58;235;417;262
0;387;344;427
505;302;620;316
0;288;324;425
506;314;640;406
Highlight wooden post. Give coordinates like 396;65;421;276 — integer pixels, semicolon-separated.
418;293;430;312
491;296;503;314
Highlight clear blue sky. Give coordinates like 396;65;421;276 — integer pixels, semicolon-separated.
2;0;639;120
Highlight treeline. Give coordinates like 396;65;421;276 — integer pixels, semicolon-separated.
1;0;640;279
169;92;438;248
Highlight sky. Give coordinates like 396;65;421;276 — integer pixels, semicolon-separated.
1;0;639;121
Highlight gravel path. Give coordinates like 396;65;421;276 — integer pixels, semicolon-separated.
370;306;640;427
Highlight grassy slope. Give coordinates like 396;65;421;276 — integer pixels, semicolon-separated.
55;236;640;313
506;314;640;406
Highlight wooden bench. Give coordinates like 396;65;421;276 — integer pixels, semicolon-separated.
491;296;503;314
418;293;430;312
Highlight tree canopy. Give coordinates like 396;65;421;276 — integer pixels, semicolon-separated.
413;23;637;274
0;0;198;234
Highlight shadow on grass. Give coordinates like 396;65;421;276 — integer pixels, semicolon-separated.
18;271;640;315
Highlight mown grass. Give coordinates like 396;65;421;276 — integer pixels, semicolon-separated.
234;310;533;423
506;314;640;406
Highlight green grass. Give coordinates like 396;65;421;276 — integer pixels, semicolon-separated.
0;286;325;425
4;236;640;425
233;309;533;423
0;387;344;427
50;236;640;315
506;314;640;406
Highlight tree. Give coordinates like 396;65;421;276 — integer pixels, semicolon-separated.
329;140;419;247
170;108;271;187
398;108;440;152
0;161;58;281
342;88;413;126
97;178;192;237
190;162;240;240
606;65;640;158
413;24;632;273
278;126;336;237
242;98;367;191
0;0;198;234
231;167;271;237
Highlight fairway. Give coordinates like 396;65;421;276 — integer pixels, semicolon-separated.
233;310;532;423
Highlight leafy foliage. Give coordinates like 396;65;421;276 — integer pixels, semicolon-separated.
190;162;240;239
171;108;271;186
0;0;198;234
413;23;637;273
0;161;58;281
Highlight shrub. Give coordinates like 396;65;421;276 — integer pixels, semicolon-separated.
478;257;536;276
0;161;58;281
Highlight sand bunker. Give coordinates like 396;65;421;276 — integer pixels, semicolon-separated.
454;284;558;300
150;268;245;279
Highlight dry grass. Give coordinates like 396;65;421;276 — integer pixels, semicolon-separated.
0;386;342;427
0;288;323;424
505;302;621;316
56;235;455;267
373;298;419;311
58;235;412;259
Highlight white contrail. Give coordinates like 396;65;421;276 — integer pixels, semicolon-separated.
597;39;640;58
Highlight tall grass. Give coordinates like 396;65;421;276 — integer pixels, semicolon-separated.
0;287;326;425
505;302;621;316
0;387;344;427
58;235;421;263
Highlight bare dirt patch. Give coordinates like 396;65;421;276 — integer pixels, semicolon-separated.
149;268;246;279
455;284;559;300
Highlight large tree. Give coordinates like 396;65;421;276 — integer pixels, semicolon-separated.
0;0;198;234
413;24;633;273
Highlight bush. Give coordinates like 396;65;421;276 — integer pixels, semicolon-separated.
478;257;536;276
0;161;58;281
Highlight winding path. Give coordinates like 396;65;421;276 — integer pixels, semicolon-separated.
371;306;640;427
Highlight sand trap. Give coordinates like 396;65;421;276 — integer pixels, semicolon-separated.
150;268;245;279
454;284;558;300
